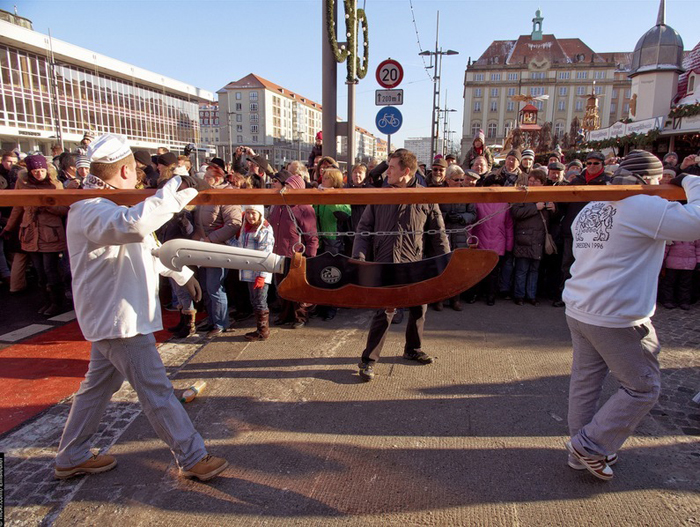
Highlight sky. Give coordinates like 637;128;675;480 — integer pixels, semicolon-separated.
4;0;699;150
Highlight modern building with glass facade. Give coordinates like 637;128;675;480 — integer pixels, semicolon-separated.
0;11;213;154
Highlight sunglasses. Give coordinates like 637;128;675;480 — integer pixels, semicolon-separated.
586;161;602;166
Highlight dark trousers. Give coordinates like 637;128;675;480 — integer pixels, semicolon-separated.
659;268;693;306
361;304;427;364
559;237;575;296
29;251;61;287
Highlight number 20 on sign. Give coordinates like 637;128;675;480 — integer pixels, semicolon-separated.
376;59;404;89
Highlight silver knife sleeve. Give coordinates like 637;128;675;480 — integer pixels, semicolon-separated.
152;239;287;274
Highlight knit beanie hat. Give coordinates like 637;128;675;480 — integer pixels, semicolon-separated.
242;204;265;218
522;149;535;160
76;155;91;169
284;174;305;189
506;149;521;162
616;150;663;180
473;129;485;145
25;154;48;172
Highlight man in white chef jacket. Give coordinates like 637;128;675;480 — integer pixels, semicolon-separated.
54;134;228;482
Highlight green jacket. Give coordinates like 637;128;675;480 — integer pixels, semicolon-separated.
314;203;351;241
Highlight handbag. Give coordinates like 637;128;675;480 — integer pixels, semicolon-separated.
539;211;557;255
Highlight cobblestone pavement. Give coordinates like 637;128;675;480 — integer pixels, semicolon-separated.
1;303;698;526
0;340;207;526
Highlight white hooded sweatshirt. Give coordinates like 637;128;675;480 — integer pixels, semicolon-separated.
564;175;700;328
67;177;196;341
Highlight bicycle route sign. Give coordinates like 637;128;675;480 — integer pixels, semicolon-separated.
375;106;403;135
376;59;404;89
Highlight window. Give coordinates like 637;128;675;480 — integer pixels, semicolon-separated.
594;71;606;79
250;113;259;122
575;100;583;111
251;124;259;133
203;118;209;125
474;88;482;98
214;118;219;125
594;86;602;95
530;87;545;96
236;125;243;132
491;88;499;97
474;73;484;81
558;71;571;80
508;87;516;96
507;101;515;112
236;135;243;143
236;114;242;122
252;135;258;143
625;89;631;98
623;103;630;114
474;101;481;112
250;102;258;112
559;87;568;96
235;92;242;100
490;73;501;81
487;123;498;138
558;100;565;111
531;72;545;79
612;89;618;99
471;122;481;136
689;74;696;93
576;71;588;79
508;73;518;81
535;100;543;110
576;86;586;95
610;102;617;113
490;100;498;112
505;120;515;135
235;103;242;111
250;91;258;100
554;122;565;138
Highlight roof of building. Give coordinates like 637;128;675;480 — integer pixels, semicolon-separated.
673;40;700;104
472;34;627;68
629;0;684;77
221;73;324;112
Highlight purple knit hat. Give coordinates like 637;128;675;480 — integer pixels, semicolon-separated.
25;154;48;172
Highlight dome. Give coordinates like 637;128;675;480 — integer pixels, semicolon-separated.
629;20;684;77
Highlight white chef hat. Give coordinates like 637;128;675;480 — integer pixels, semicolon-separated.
87;134;132;164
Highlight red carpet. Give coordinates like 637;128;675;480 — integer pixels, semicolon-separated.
0;311;181;436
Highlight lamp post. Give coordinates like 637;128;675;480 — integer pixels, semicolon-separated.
227;111;235;161
438;107;456;156
419;12;458;163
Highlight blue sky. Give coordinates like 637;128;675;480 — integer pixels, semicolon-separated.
4;0;699;149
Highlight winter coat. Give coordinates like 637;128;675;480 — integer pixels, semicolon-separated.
511;203;550;260
471;202;513;255
231;220;275;284
192;181;242;243
268;204;319;258
6;171;68;253
664;240;700;270
439;202;477;249
314;203;351;241
481;165;521;187
461;145;494;172
352;176;449;263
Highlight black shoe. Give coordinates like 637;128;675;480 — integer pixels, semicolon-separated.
403;350;434;364
528;299;539;306
466;295;478;304
358;362;375;382
552;300;565;308
323;309;337;321
514;298;524;306
432;302;443;312
487;298;495;306
391;309;404;324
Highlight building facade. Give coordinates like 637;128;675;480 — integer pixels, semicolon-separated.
461;10;632;157
404;137;444;165
218;73;376;169
0;11;213;155
199;103;219;147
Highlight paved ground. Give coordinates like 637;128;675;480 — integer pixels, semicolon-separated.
1;299;699;526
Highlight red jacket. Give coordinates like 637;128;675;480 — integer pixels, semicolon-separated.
268;204;319;258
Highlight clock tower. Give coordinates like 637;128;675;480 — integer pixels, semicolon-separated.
531;9;543;41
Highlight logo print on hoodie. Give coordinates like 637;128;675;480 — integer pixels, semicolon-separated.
575;202;617;243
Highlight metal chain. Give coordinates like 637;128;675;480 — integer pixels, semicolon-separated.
278;186;525;243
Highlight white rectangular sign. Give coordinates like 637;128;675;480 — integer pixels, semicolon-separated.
375;89;404;106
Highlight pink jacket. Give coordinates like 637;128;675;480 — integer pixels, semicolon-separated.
664;240;700;270
471;202;513;255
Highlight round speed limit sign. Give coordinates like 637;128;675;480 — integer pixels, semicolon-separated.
376;59;404;89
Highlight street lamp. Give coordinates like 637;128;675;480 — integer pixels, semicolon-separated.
227;111;236;162
419;23;458;163
438;107;456;156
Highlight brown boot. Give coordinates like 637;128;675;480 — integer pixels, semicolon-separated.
245;310;270;341
174;310;196;338
292;303;310;329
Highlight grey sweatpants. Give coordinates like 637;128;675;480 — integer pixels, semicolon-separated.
566;315;661;458
55;333;207;470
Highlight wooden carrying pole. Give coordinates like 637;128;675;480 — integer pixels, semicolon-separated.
0;185;687;208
